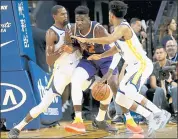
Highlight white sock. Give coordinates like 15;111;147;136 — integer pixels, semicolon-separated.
124;112;132;120
14;119;28;131
75;111;82;119
96;109;106;121
145;100;161;114
136;105;151;120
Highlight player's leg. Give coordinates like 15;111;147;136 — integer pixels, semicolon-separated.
115;61;170;135
108;74;143;134
88;58;117;133
8;69;71;138
65;59;96;133
119;60;170;129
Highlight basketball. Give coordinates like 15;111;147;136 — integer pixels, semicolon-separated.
91;83;110;101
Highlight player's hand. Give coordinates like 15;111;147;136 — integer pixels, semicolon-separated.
87;54;101;60
99;69;113;83
71;36;88;43
61;45;73;54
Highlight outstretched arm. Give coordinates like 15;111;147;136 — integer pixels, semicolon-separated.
87;46;119;60
72;25;127;44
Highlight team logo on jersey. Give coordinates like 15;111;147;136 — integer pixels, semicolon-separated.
1;83;27;113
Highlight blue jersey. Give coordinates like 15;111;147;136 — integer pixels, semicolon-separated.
74;21;110;58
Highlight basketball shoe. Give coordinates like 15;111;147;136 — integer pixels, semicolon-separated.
64;117;86;133
126;117;144;134
8;128;20;138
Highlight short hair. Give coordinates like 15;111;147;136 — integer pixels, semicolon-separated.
130;18;141;24
155;45;166;51
109;1;128;18
75;6;89;15
51;5;64;15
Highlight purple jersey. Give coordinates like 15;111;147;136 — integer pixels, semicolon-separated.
74;21;110;58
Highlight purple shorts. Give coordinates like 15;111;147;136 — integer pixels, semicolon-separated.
77;56;118;79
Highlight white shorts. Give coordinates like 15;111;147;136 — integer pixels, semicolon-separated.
119;58;153;94
47;60;80;95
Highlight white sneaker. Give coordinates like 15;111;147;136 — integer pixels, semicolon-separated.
147;110;171;136
147;112;162;136
159;109;171;129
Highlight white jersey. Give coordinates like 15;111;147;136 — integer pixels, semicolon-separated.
50;24;82;66
115;20;148;65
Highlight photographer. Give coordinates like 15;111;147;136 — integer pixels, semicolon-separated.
148;46;177;123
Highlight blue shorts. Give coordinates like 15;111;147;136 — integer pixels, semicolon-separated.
77;56;118;79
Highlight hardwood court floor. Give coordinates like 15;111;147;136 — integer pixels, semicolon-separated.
1;121;177;138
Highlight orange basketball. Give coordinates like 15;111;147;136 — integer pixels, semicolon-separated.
92;83;110;101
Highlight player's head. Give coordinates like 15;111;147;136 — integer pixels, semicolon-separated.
51;5;68;26
130;18;141;34
109;1;128;25
75;6;90;30
155;46;167;61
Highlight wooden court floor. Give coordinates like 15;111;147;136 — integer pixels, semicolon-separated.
1;121;177;138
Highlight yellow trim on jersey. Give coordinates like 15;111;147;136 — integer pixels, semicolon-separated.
125;40;146;84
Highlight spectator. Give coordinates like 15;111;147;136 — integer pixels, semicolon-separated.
148;46;177;124
30;14;50;73
159;17;177;46
164;38;178;62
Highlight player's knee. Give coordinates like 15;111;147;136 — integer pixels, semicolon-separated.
71;67;89;84
53;77;67;95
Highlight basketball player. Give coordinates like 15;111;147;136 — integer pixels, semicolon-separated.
72;1;171;136
8;5;82;138
65;6;143;134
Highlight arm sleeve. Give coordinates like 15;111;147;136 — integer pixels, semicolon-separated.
109;53;121;70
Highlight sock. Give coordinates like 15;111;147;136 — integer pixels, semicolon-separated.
14;119;28;131
75;111;82;119
124;112;132;120
136;105;152;120
124;112;137;127
96;109;106;121
145;100;161;114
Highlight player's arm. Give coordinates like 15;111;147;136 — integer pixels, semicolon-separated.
109;53;121;70
95;25;122;70
72;25;127;44
66;24;80;52
46;29;63;66
94;25;110;37
87;46;118;60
